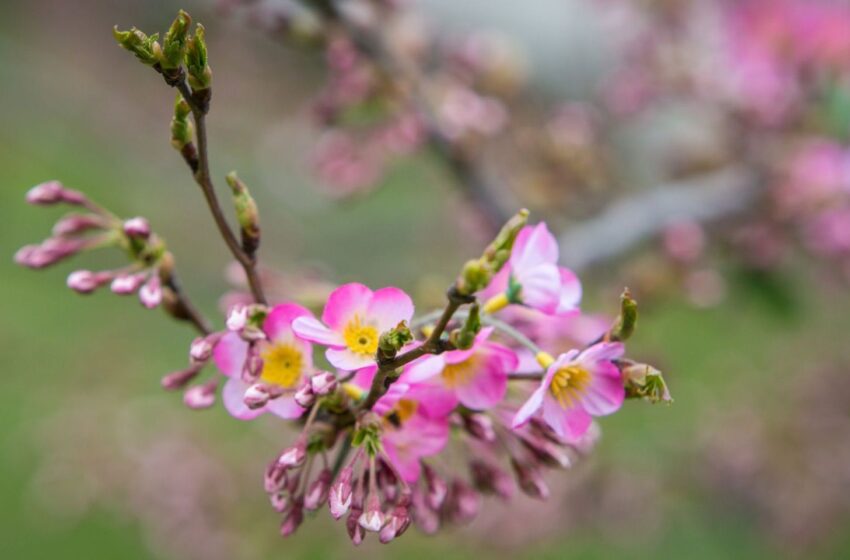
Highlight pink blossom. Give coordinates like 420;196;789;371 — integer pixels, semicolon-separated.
292;283;414;371
380;399;451;483
403;328;518;411
483;223;581;316
512;342;625;442
213;303;315;420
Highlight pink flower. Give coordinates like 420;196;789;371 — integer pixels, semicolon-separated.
214;303;315;420
292;283;414;371
512;342;625;442
482;223;581;316
380;398;451;483
403;328;518;411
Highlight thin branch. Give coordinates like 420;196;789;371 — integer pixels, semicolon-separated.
162;269;214;335
172;78;268;305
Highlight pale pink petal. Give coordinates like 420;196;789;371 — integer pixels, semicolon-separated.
221;377;264;420
403;354;446;383
382;441;423;483
264;303;313;343
511;223;559;271
373;382;409;416
322;283;372;330
292;316;344;347
479;265;509;299
511;383;548;428
556;267;582;314
581;363;625;416
542;397;592;442
579;342;625;364
326;347;374;371
516;262;561;313
455;342;516;410
367;287;415;332
212;332;247;378
265;394;307;419
407;383;457;418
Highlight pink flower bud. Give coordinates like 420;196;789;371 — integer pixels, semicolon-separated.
329;465;354;519
122;217;151;239
183;380;218;409
447;480;480;524
110;273;146;295
226;305;248;331
470;460;514;500
377;461;398;503
279;499;304;538
139;275;162;308
379;492;411;544
411;489;440;535
264;459;289;494
189;335;218;363
310;371;338;395
25;181;65;205
294;382;316;408
269;492;289;513
16;237;86;269
52;214;104;236
358;493;385;532
304;469;332;511
423;463;448;510
244;383;282;409
67;270;111;294
462;413;496;442
522;436;572;469
277;441;307;469
161;364;203;390
510;459;550;500
346;507;365;545
241;346;264;383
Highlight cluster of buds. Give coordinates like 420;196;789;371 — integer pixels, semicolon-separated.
15;181;173;309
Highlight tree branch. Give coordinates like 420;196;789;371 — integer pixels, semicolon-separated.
558;166;763;272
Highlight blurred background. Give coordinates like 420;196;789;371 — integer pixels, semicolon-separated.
2;0;850;558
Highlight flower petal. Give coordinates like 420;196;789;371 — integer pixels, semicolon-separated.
221;377;264;420
556;267;582;314
582;363;625;416
511;223;559;271
542;397;592;442
326;347;374;371
265;394;307;419
517;262;561;313
367;286;415;332
264;302;313;343
322;283;372;330
403;354;446;383
579;342;625;364
212;332;247;378
292;316;344;347
511;383;547;428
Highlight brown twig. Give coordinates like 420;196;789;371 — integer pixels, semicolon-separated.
170;76;268;305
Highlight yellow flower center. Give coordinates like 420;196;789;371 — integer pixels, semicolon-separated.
441;355;479;388
549;365;591;409
260;343;304;389
343;315;379;356
385;398;418;429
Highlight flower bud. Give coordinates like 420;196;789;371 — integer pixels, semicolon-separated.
294;382;316;408
241;346;264;383
189;334;221;364
25;181;64;205
462;413;496;442
447;480;480;524
521;435;572;469
621;362;672;404
411;488;440;534
226;172;261;255
358;493;385;532
110;273;146;295
113;26;161;66
186;23;212;91
67;270;111;294
226;305;248;331
379;491;411;544
304;468;332;511
161;364;202;390
139;274;162;308
277;441;307;469
279;499;304;538
423;463;448;510
171;95;194;150
244;383;271;410
609;287;638;342
310;371;338;396
183;379;218;409
264;459;288;494
122;217;151;239
510;459;550;500
347;507;365;545
269;492;289;513
329;465;354;519
470;460;514;500
52;214;104;236
159;10;192;70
